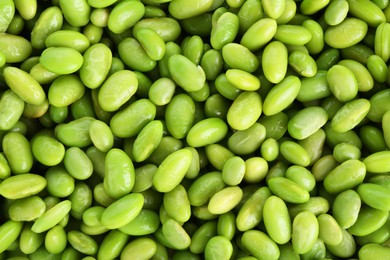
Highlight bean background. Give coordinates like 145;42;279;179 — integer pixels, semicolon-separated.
1;0;390;259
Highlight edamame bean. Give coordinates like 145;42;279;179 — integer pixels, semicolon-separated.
217;212;235;240
324;159;366;193
67;230;98;255
280;141;311;166
104;148;135;199
97;230;128;260
292;211;319;254
108;0;145;34
32;200;71;233
186;118;228;147
241;230;280;260
324;0;349;26
302;19;324;55
45;166;75;198
14;0;37;20
133;17;181;42
32;132;65;166
64;147;93;180
89;120;113;153
4;66;46;105
222;43;259;73
161;218;191;249
317;214;343;245
327;64;358;102
45;225;67;254
110;98;156;138
262;41;288;84
325;18;368;49
225;69;260;91
2;132;33;174
165;94;195;139
189;221;217;254
208;186;243;215
347;0;386;27
168;54;205;92
240;18;277;51
204;236;233;260
118;37;155;72
0;33;32;63
331;98;370;133
275;25;312;46
168;0;214;19
119;209;160;236
357;183;390;211
268;177;310;203
153;148;192;192
363;151;390;173
163;184;191;223
289;50;317;77
288;197;330;219
227;91;262;130
221;156;245;186
0;0;15;32
333;142;361;162
80;43;112;89
0;220;23;254
263;196;291;244
8;196;46;221
58;0;90;27
228;123;266;155
19;224;44;255
263;76;301;116
0;90;24;131
30;6;63;49
288;106;328;140
348;206;389;236
120;237;157;260
367;54;388;83
101;193;144;229
45;30;90;53
359;243;390;260
332;189;361;229
285;165;316;192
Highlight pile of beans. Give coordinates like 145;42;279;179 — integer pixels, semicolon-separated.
1;0;390;259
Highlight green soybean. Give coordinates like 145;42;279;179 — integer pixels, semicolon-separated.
348;206;389;236
0;33;32;63
226;91;262;130
67;230;98;255
104;148;135;199
153;148;193;192
4;66;46;105
186;117;228;147
108;0;145;34
262;41;288;84
292;211;319;254
263;76;301;116
327;64;358;102
208;186;243;215
240;18;277;51
241;230;280;260
120;237;157;260
268;177;310;203
0;220;23;254
110;98;156;138
32;200;71;233
2;132;33;174
325;18;368;48
263;196;291;244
